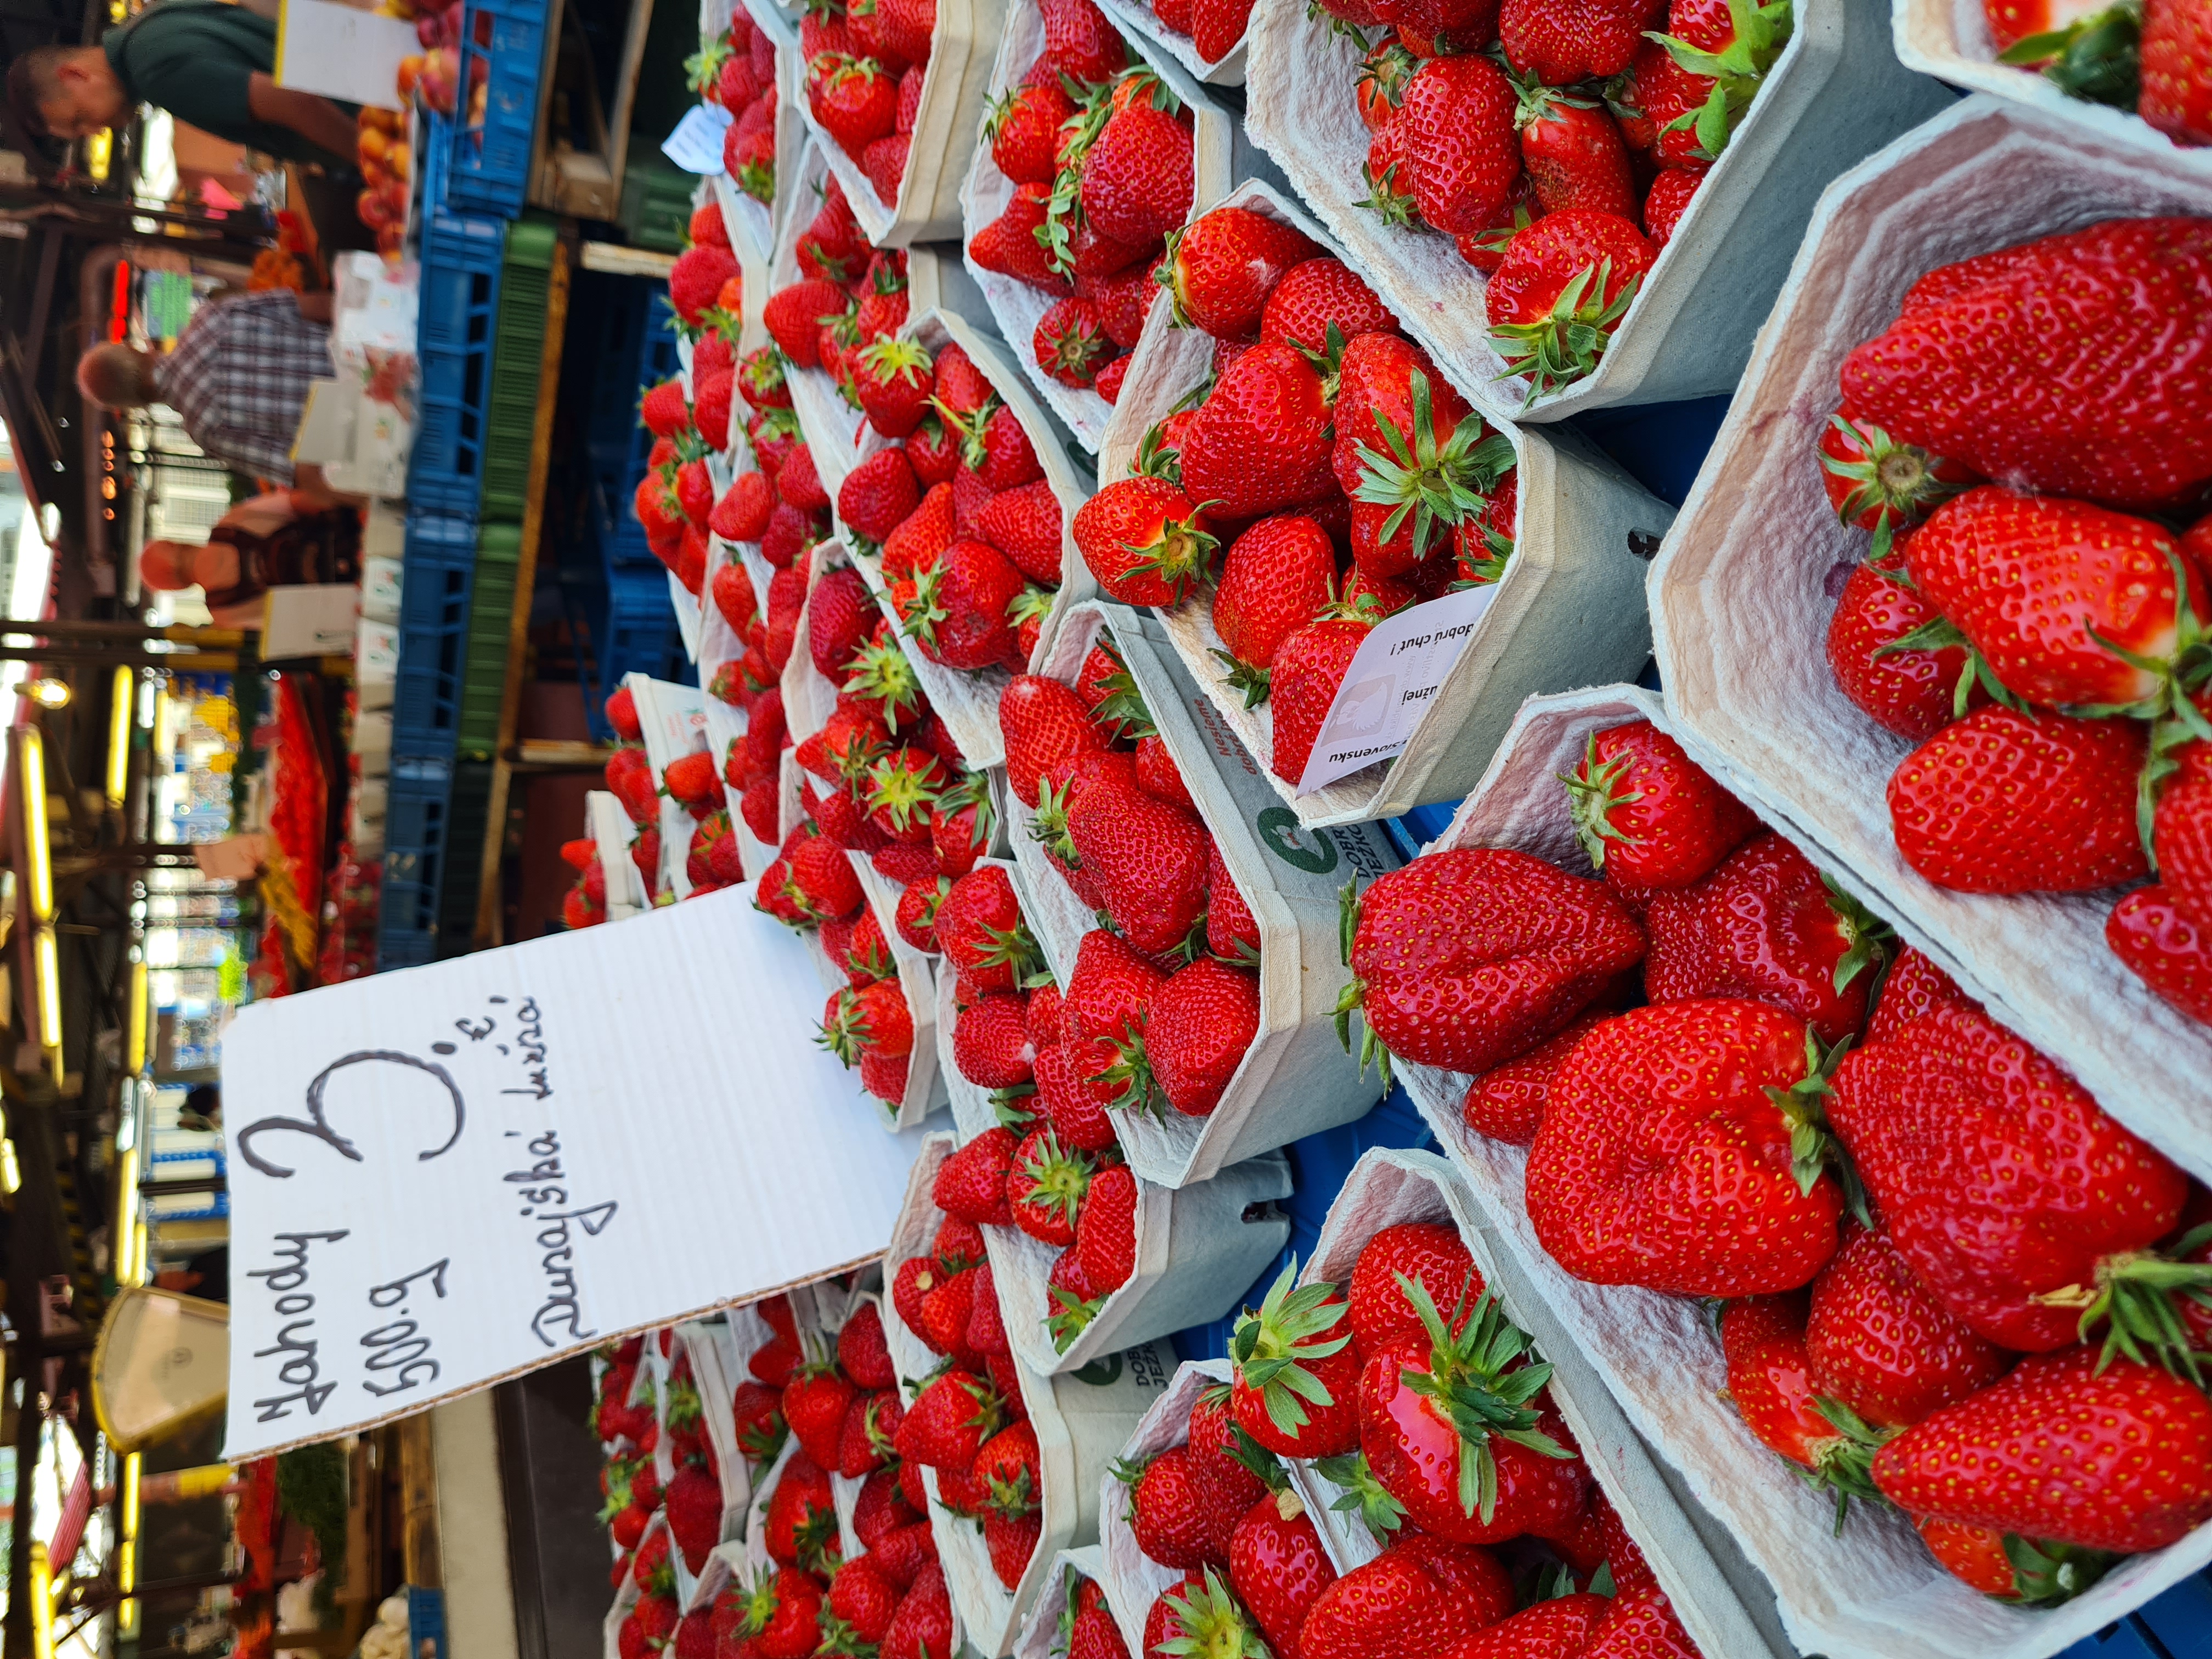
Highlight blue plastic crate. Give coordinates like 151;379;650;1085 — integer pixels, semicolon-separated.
568;565;694;742
410;206;505;514
391;509;478;759
427;0;549;218
377;754;456;970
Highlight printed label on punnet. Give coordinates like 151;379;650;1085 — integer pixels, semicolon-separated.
1295;584;1500;796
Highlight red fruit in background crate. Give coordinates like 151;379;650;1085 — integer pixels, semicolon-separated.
1872;1346;2212;1554
1065;1601;1128;1659
1459;1011;1609;1146
984;1508;1042;1589
1165;207;1322;339
1827;999;2200;1357
902;1368;1009;1472
1180;343;1338;521
1826;551;1987;742
862;133;911;204
1075;1164;1138;1294
1340;849;1645;1079
1395;54;1519;235
1231;1263;1360;1458
830;1554;902;1641
882;1566;955;1659
1805;1221;2013;1429
1298;1537;1513;1659
1560;718;1757;891
1075;477;1220;607
1527;998;1846;1296
1346;1222;1478;1357
1841;218;2212;510
1486;210;1655;401
1143;958;1260;1118
1886;707;2147;894
1642;830;1886;1047
1033;1043;1119;1153
1258;258;1398;356
1001;675;1109;807
1190;0;1253;59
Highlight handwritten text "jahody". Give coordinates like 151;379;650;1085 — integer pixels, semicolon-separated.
246;1228;349;1423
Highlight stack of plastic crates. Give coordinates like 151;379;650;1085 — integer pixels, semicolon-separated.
422;0;551;220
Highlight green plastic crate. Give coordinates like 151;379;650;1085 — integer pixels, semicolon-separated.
435;759;498;956
619;145;694;254
481;215;560;522
456;522;523;760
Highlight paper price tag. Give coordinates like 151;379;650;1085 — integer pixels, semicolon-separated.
1295;584;1501;796
664;103;736;175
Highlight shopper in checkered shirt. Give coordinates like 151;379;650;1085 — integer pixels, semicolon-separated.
76;287;346;496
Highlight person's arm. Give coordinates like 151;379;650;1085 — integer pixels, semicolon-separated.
292;290;334;325
246;73;357;163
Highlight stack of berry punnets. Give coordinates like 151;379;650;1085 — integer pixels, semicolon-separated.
927;857;1294;1369
877;1132;1178;1654
834;308;1100;764
959;0;1234;450
584;788;651;921
793;0;1007;244
1264;1151;1780;1654
632;675;726;901
692;506;777;886
1651;97;2212;1170
1241;0;1950;417
697;0;803;261
1386;683;2212;1659
1894;0;2212;164
1004;601;1402;1187
650;1329;743;1605
1091;182;1672;828
1007;1547;1126;1659
663;1318;766;1572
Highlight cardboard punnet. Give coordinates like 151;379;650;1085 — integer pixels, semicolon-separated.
958;1;1236;453
1012;1546;1116;1659
795;0;1009;245
878;1132;1180;1655
1892;0;2212;170
838;307;1100;764
1241;0;1951;420
1647;95;2212;1190
1284;1148;1792;1658
667;1319;756;1596
1011;601;1403;1187
602;1510;652;1657
589;788;651;920
628;674;715;900
1389;682;2212;1659
1092;182;1675;827
1092;0;1244;84
711;0;807;264
1094;1358;1231;1659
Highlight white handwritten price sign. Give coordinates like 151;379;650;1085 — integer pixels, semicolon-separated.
219;889;927;1458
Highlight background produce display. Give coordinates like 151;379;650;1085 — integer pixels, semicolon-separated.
544;0;2212;1650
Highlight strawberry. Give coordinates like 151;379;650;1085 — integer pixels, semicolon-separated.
1886;707;2147;894
1556;1486;1656;1594
1210;516;1338;703
2109;885;2212;1024
1528;998;1848;1296
1265;611;1378;788
1047;1245;1105;1348
1144;1571;1251;1659
1561;719;1757;891
1829;999;2203;1362
765;279;853;368
936;865;1042;992
1335;338;1504;579
788;831;866;919
1075;1163;1138;1295
1224;1490;1335;1659
999;675;1108;809
1872;1346;2212;1553
695;368;737;453
763;1453;840;1571
1180;343;1337;521
1865;945;1976;1044
786;1359;859;1471
1458;1011;1607;1146
1840;219;2212;509
881;1564;955;1659
1008;1126;1094;1245
988;78;1077;184
983;1508;1042;1589
1515;84;1635;222
1903;487;2206;716
2141;0;2212;144
1643;830;1886;1046
1439;1594;1607;1659
1826;551;1985;742
976;1418;1042;1519
1164;207;1322;338
605;685;643;742
738;347;792;414
1356;1289;1583;1543
1345;1223;1477;1358
839;448;923;543
664;1460;723;1571
1231;1262;1361;1457
1257;258;1398;356
1913;1517;2112;1605
731;1567;826;1659
972;184;1075;295
1395;55;1520;235
1297;1537;1513;1659
1064;1595;1130;1659
913;1264;979;1355
1805;1221;2014;1429
1500;0;1656;80
865;744;947;844
1486;209;1654;400
862;133;911;205
895;1368;1006;1470
895;872;951;952
752;408;804;479
1066;777;1210;957
1032;1042;1118;1153
957;404;1047;493
934;1125;1019;1223
820;979;915;1069
1138;958;1259;1118
1339;849;1645;1081
730;1379;788;1463
1817;413;1974;544
828;1553;902;1641
1060;926;1167;1085
1641;0;1790;163
1718;1293;1886;1514
1036;297;1116;388
1120;1445;1222;1570
973;480;1064;585
670;242;741;325
1075;476;1220;606
1040;0;1127;80
811;54;899;153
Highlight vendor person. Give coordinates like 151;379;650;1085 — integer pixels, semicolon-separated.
7;0;357;168
75;288;347;498
140;490;362;630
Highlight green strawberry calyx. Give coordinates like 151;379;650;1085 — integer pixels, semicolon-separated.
1764;1030;1870;1224
1996;1535;2119;1606
1048;1283;1105;1350
2030;1221;2212;1386
1312;1450;1407;1543
865;751;943;833
1209;648;1272;710
1560;731;1642;872
1014;1128;1096;1232
842;637;927;732
1231;1259;1352;1440
1331;878;1397;1092
1646;0;1793;162
1489;258;1643;406
1797;1395;1894;1535
1820;874;1894;994
1995;0;2140;109
1096;1025;1167;1119
1153;1568;1268;1659
1351;370;1516;567
1396;1276;1569;1527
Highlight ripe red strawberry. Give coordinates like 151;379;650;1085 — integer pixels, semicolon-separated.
1643;830;1884;1046
1839;219;2212;509
956;403;1046;493
1345;1222;1478;1358
1224;1491;1335;1659
1231;1263;1360;1458
1500;0;1656;79
1060;925;1167;1087
1066;778;1210;957
1074;476;1220;606
848;340;933;439
1395;55;1519;235
1528;998;1847;1296
895;1368;1007;1470
995;677;1103;809
836;1301;897;1392
839;448;923;544
1139;958;1259;1118
1340;849;1645;1080
811;54;899;153
729;1566;824;1659
1826;549;1987;742
1805;1221;2013;1430
1458;1011;1607;1146
2109;885;2212;1025
983;1507;1042;1589
1487;209;1654;400
972;184;1075;296
1121;1445;1222;1570
1075;1163;1138;1294
970;479;1063;586
765;279;854;368
2141;0;2212;144
828;1553;902;1643
821;978;915;1070
764;1453;840;1570
1516;87;1635;221
934;1125;1019;1224
785;1360;859;1471
1886;707;2147;894
1164;207;1321;338
1829;998;2197;1358
1864;945;1976;1045
988;78;1076;184
1256;258;1397;357
1007;1127;1093;1245
1718;1293;1882;1507
1209;516;1338;704
936;865;1041;993
1818;413;1975;541
1261;610;1379;787
670;242;741;325
1440;1593;1607;1659
1904;487;2205;713
864;744;946;844
663;1460;723;1571
1180;343;1336;521
1040;0;1127;80
1561;718;1757;892
738;347;791;415
1298;1537;1513;1659
1064;1597;1129;1659
880;1562;953;1659
1872;1346;2212;1553
1035;297;1115;388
